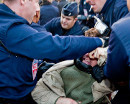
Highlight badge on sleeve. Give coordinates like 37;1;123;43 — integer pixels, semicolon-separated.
32;59;38;80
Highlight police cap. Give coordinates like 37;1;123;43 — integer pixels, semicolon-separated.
61;2;78;16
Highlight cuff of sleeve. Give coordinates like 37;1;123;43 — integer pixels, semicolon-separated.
54;96;61;104
94;37;103;47
48;94;60;104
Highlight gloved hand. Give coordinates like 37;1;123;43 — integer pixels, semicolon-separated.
91;65;105;83
74;58;92;73
85;28;101;37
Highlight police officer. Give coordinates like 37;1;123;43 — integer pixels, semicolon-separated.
78;0;95;28
86;0;130;103
0;0;104;104
86;0;128;27
44;2;84;36
39;0;60;25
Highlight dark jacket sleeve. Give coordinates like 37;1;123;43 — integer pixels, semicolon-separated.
79;0;84;15
44;18;60;34
104;18;130;81
114;0;128;22
5;23;102;61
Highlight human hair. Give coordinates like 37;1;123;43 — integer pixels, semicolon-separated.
40;0;51;6
73;14;78;19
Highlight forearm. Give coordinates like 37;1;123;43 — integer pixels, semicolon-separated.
7;25;102;60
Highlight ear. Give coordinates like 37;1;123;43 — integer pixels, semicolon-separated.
74;18;78;22
20;0;26;5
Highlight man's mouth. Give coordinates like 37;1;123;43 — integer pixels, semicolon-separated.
91;5;95;9
82;60;91;65
62;23;67;25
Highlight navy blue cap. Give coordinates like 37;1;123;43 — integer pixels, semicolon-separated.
61;2;78;16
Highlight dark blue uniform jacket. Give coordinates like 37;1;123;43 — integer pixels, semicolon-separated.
0;4;102;100
40;4;60;25
79;0;90;15
79;0;95;28
98;0;128;27
31;22;47;32
44;17;84;36
104;12;130;86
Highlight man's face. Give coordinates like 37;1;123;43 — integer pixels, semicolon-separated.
60;14;77;30
22;0;39;23
127;0;130;11
82;53;97;67
86;0;106;13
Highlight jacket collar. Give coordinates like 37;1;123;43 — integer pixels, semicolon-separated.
100;0;113;13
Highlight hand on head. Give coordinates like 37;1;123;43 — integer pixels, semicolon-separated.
87;47;108;66
88;47;108;59
82;53;98;67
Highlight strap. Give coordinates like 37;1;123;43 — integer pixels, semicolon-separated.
0;40;14;55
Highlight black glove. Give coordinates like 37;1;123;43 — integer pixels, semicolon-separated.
37;61;54;80
91;65;105;83
74;58;92;74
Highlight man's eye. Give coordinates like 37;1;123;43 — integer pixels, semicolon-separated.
67;19;70;20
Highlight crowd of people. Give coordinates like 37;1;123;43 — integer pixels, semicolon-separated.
0;0;129;104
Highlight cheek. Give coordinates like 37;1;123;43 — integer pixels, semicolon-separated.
60;19;63;24
33;3;38;14
90;60;97;67
127;1;130;11
61;18;67;25
68;21;74;28
28;6;36;17
96;3;101;10
27;9;34;18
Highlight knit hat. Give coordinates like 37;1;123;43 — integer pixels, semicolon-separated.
61;2;78;16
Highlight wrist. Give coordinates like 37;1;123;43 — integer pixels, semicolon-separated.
100;38;105;47
55;97;65;104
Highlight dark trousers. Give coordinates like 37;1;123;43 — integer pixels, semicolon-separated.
0;93;37;104
111;89;129;104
